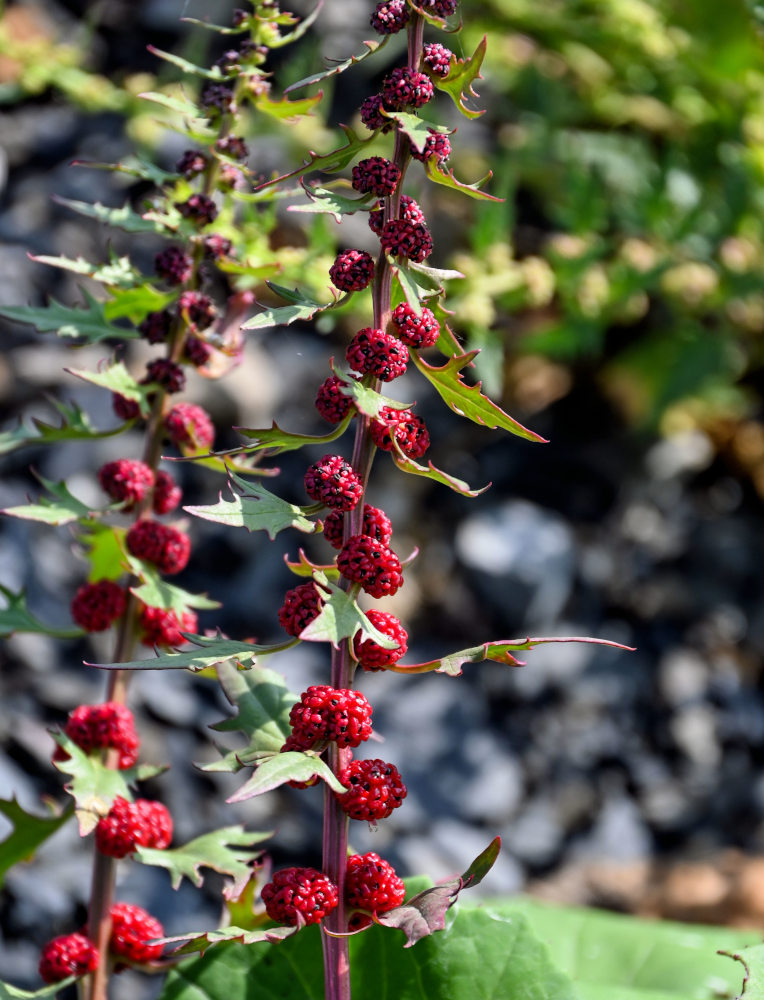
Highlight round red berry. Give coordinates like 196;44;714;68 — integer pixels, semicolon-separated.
380;218;433;262
390;302;440;348
127;519;191;575
329;249;375;292
370;0;410;34
423;41;453;77
203;233;233;260
382;67;433;110
139;309;173;344
135;799;173;850
370;405;430;458
337;534;403;598
112;393;141;421
422;0;457;16
322;503;393;550
278;581;324;638
262;867;339;927
315;375;354;424
139;605;198;647
368;193;426;236
411;131;452;164
176;193;218;226
346;328;409;381
288;685;373;750
144;358;186;394
164;402;215;453
153;470;182;514
304;454;363;511
336;759;407;822
184;336;212;368
346;852;405;915
58;702;139;770
359;93;392;133
71;580;127;633
109;903;164;964
98;459;154;507
353;610;408;670
155;245;193;286
95;796;172;858
39;933;99;983
351;156;401;197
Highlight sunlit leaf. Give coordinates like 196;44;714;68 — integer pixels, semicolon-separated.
162;924;296;957
30;252;143;289
207;661;297;758
299;573;399;648
424;158;501;201
285;37;387;92
0;291;131;344
253;125;374;192
2;474;103;526
382;111;451;153
53;195;172;234
185;475;318;540
146;45;222;80
242;282;343;330
330;367;411;419
389;440;489;497
253;91;323;122
0;585;82;639
89;632;293;672
66;361;155;416
289;186;375;224
432;35;487;120
128;559;221;615
233;411;353;455
0;399;126;457
226;751;347;802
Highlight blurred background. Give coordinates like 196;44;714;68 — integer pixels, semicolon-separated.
3;0;764;991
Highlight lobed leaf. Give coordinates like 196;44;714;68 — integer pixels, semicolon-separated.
330;366;412;419
433;35;488;120
299;573;399;649
2;474;102;526
411;349;547;443
67;361;155;416
31;252;143;289
285;37;387;92
242;282;344;330
0;399;126;457
284;549;340;582
232;411;353;455
146;45;222;80
103;284;175;323
73;155;179;186
0;585;82;639
268;0;323;47
382;111;450;153
138;90;204;121
209;661;297;756
89;632;294;672
53;195;172;234
389;441;489;498
185;475;318;540
253;125;374;192
226;751;347;802
424;158;502;201
136;825;271;899
0;290;130;344
162;924;296;957
289;185;375;224
80;524;126;582
128;560;221;616
253;91;323;123
0;979;77;999
0;798;72;888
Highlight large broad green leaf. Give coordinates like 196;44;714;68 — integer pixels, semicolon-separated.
391;635;633;676
53;195;171;235
136;826;271;899
0;798;72;888
299;574;399;649
233;411;353;455
103;283;175;323
284;37;387;93
433;35;488;120
51;734;162;835
382;111;451;154
411;349;548;443
67;361;155;416
185;475;318;540
158;902;577;1000
80;524;127;582
89;633;294;672
506;898;758;1000
1;474;103;526
128;561;221;616
253;125;374;192
0;290;130;344
207;662;297;759
226;751;347;801
0;399;127;456
0;979;76;999
0;585;82;639
242;282;344;330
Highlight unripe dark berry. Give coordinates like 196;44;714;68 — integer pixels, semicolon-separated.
329;249;375;292
126;519;191;575
390;302;440;348
154;245;193;285
139;605;198;647
176;149;208;177
346;328;409;381
112;393;141;421
98;458;154;506
380;218;433;262
109;903;164;964
176;193;218;227
261;867;339;926
71;580;127;633
370;0;410;34
370;405;430;458
178;290;217;330
359;93;392;133
315;375;354;424
322;503;393;550
144;358;186;394
200;81;236;116
336;759;407;821
304;454;363;511
288;686;373;749
421;0;458;16
337;535;403;598
353;610;408;669
139;309;173;344
164;402;215;453
216;134;249;160
382;67;434;111
351;156;401;197
278;581;323;637
39;933;99;983
202;233;233;259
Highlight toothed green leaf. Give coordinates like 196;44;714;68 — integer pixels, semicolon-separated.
226;751;347;802
54;195;172;234
185;477;318;540
284;37;387;92
67;361;155;416
234;411;353;455
0;290;131;344
0;585;82;639
208;661;297;758
299;573;399;648
0;399;126;457
432;35;487;120
90;633;294;672
0;798;73;888
424;158;502;201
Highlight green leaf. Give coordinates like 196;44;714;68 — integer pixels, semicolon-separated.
0;798;72;888
0;979;77;999
127;559;221;615
177;17;243;34
146;45;222;80
51;734;160;835
253;125;374;192
285;38;387;93
382;111;450;154
80;524;127;582
2;474;99;526
208;661;297;757
284;549;340;582
185;477;318;541
67;361;155;416
389;441;489;498
331;369;411;420
268;0;323;47
53;195;171;234
723;944;764;999
89;633;294;672
30;252;143;289
242;282;344;330
138;90;204;121
407;260;465;291
136;826;271;899
253;91;323;123
74;155;180;186
162;924;296;958
233;411;353;455
299;574;399;649
226;751;347;801
0;399;127;456
410;350;547;443
158;904;577;1000
103;284;175;323
289;186;375;224
394;261;435;311
0;585;82;639
424;158;502;201
433;35;487;120
391;635;631;677
0;290;130;344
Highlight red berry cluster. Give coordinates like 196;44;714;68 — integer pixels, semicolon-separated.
329;248;375;292
127;519;191;575
370;0;410;34
315;374;354;424
71;580;127;633
286;685;373;750
336;759;407;821
351;156;402;197
322;503;392;549
56;702;139;770
304;454;363;511
346;327;409;381
261;867;339;926
95;796;172;858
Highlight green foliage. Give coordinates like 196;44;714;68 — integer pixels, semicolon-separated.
242;282;343;330
225;751;347;801
0;980;76;999
299;573;400;648
185;474;320;540
1;475;105;526
67;361;155;415
207;662;298;759
0;586;82;640
0;291;131;344
0;399;126;456
91;634;294;672
0;799;72;888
